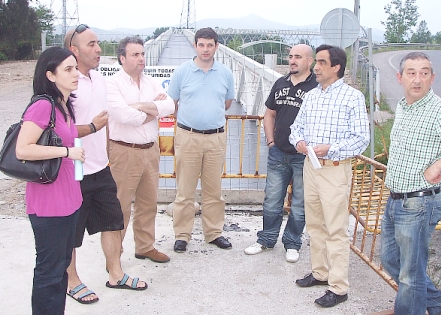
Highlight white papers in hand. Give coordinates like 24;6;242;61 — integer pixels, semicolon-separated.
306;146;322;169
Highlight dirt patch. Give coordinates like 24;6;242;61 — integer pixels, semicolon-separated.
0;177;26;216
0;60;34;218
0;60;35;134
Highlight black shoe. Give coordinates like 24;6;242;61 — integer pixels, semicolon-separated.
174;240;187;253
209;236;232;249
315;290;348;308
295;273;328;287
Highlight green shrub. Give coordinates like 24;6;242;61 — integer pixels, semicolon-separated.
363;118;394;165
0;42;15;60
15;41;34;60
0;51;7;61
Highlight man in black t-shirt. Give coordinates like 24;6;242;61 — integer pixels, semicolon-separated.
244;44;317;262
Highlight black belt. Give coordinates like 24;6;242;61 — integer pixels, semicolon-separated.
111;140;154;149
177;123;224;134
390;187;441;200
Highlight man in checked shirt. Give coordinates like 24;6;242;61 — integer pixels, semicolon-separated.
289;44;370;308
380;52;441;315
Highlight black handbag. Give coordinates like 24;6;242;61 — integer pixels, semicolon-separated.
0;95;63;184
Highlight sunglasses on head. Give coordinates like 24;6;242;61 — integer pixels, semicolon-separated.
69;24;90;47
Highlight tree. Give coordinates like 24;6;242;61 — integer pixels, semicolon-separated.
0;0;41;60
34;3;55;47
381;0;419;43
227;35;243;51
99;40;118;57
410;20;432;43
34;4;54;36
433;31;441;44
153;27;169;39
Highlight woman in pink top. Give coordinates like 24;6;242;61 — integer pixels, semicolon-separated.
16;47;85;315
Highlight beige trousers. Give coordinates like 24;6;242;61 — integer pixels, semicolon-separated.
303;157;352;295
173;127;226;243
108;141;160;254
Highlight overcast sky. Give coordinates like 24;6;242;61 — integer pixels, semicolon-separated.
35;0;439;33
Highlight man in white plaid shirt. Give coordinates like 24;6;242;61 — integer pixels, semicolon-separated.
289;44;370;308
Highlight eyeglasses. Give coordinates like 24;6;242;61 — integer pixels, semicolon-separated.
69;24;90;47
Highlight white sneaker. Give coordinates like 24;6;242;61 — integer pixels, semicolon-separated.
244;242;271;255
286;249;300;263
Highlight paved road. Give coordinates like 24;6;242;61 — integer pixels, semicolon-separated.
372;50;441;111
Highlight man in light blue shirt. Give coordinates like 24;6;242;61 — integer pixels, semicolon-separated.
167;27;235;253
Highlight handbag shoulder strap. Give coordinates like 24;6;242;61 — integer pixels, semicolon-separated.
21;94;56;128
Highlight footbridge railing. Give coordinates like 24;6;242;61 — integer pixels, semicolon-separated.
144;29;173;66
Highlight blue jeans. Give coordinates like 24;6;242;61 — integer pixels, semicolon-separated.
257;145;305;250
381;193;441;315
29;210;79;315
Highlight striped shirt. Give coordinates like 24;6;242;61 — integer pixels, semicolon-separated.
289;78;370;160
385;89;441;193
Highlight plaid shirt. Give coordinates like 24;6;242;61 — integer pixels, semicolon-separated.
385;89;441;193
289;78;370;160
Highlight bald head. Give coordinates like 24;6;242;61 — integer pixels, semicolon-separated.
291;44;313;58
64;28;76;49
288;44;313;78
63;26;101;75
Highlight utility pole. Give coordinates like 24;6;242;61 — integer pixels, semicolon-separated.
351;0;360;83
50;0;79;41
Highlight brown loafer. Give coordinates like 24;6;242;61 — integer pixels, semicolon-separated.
135;248;170;263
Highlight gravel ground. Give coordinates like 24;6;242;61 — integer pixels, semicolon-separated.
0;60;34;217
0;60;440;314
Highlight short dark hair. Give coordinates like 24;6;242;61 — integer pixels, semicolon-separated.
117;36;144;65
33;47;76;122
316;44;347;78
399;51;433;75
194;27;218;44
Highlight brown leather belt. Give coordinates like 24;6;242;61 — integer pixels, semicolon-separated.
317;158;350;166
111;139;154;149
177;122;224;134
390;187;441;200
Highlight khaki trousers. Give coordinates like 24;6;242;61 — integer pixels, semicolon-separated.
173;127;226;243
303;157;352;295
108;141;160;254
